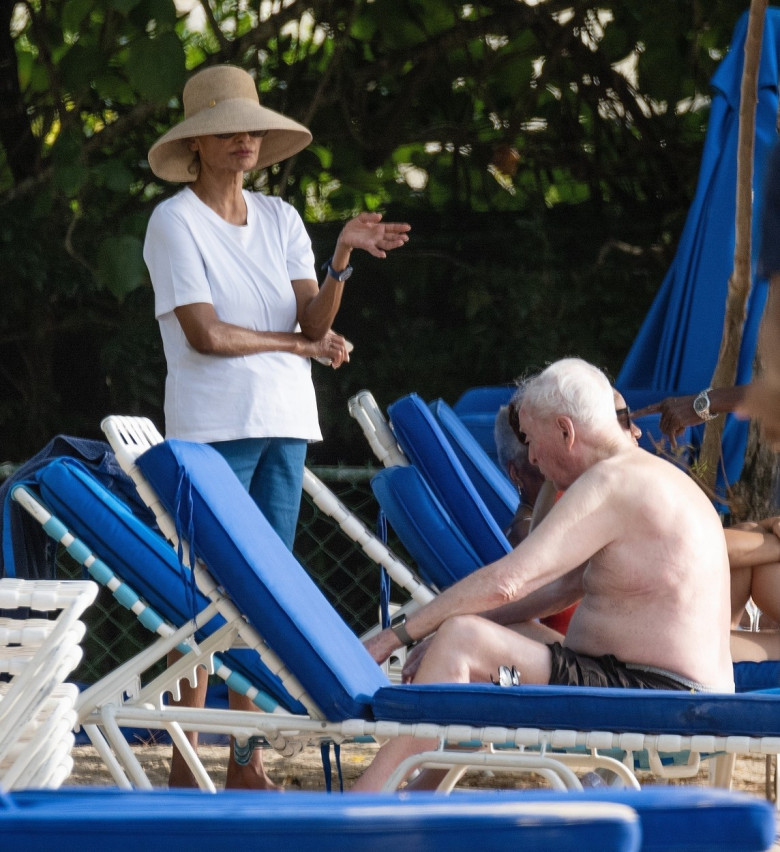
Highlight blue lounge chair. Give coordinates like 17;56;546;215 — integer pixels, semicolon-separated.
451;384;515;463
388;393;511;565
428;396;519;530
0;786;775;852
12;462;308;792
91;424;780;797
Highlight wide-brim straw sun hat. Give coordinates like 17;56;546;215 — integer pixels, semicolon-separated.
148;65;313;182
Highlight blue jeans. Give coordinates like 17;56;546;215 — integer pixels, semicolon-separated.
208;437;307;551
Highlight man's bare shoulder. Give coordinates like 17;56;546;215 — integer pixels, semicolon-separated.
591;447;721;535
572;446;710;515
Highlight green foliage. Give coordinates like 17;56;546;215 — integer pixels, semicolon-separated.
0;0;754;462
96;235;146;299
126;33;187;103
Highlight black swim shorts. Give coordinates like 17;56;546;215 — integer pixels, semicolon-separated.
546;642;708;692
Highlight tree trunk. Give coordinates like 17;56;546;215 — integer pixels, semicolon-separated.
698;0;766;503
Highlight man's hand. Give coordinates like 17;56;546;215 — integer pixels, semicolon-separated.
337;212;410;258
400;636;432;683
632;395;698;447
362;627;400;665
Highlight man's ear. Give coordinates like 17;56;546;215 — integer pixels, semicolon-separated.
556;415;575;450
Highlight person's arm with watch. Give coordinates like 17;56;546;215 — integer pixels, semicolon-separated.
361;612;420;667
363;535;571;666
632;385;750;446
295;212;410;341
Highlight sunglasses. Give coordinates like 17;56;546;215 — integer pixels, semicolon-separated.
213;130;269;139
615;405;632;431
508;403;633;446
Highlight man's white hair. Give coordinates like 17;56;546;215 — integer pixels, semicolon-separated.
520;358;615;428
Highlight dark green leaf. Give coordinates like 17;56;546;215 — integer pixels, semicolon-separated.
96;235;146;299
126;31;186;102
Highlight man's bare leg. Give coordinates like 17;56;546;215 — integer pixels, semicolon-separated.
167;650;208;788
351;615;554;792
224;690;278;790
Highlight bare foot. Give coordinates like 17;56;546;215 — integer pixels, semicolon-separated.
225;757;281;790
225;739;281;790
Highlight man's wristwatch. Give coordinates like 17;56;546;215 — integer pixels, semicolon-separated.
693;388;718;421
390;613;415;646
323;256;353;282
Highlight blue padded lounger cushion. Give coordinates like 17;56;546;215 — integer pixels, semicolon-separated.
455;412;502;464
388;394;511;564
371;465;482;589
137;439;390;721
429;397;519;530
371;682;780;738
452;385;516;415
452;385;516;463
1;787;774;852
521;787;775;852
734;659;780;692
35;457;306;715
0;789;640;852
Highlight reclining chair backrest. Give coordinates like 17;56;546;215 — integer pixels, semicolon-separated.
35;457;306;714
136;440;390;721
371;466;483;590
428;397;519;530
387;394;511;565
451;385;515;464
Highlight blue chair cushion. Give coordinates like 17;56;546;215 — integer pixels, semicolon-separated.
371;466;482;589
0;789;641;852
429;398;519;530
136;439;390;721
35;457;306;715
388;394;511;564
525;787;775;852
1;784;772;852
451;386;516;464
452;386;515;415
371;682;780;737
734;659;780;692
455;412;503;465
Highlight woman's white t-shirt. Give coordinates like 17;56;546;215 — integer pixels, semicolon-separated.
144;187;322;442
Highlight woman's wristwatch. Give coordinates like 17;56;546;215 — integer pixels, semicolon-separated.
323;255;353;282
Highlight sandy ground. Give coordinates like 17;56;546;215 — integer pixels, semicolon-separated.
68;739;775;794
67;740;780;847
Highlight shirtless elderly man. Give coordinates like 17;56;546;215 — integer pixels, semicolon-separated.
352;357;734;792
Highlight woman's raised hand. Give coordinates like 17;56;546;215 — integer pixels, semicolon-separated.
337;212;410;258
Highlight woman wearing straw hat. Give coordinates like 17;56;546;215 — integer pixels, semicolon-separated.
143;64;410;789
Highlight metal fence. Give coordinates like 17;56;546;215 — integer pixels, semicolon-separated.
55;466;411;684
